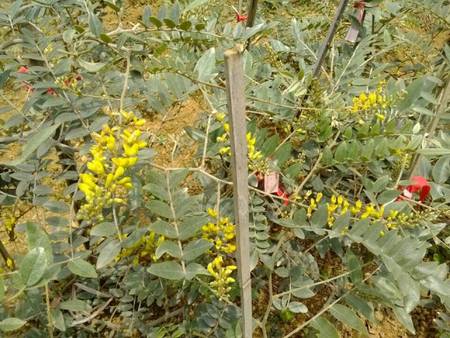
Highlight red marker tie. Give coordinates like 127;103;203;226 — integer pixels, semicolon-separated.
398;176;431;203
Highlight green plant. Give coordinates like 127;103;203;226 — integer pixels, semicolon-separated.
0;0;448;336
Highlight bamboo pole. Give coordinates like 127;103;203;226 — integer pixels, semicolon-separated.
224;45;253;338
311;0;350;77
246;0;258;28
295;0;349;119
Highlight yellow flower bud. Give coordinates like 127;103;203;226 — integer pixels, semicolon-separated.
128;157;138;166
216;113;225;122
87;160;105;175
79;183;93;196
114;166;125;179
207;208;218;218
112;157;128;167
124;143;139;156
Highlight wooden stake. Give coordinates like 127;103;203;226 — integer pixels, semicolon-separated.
312;0;349;77
246;0;258;28
224;45;253;338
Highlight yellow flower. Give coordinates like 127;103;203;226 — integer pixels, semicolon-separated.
128;157;138;166
133;118;145;126
376;113;385;121
202;214;236;255
80;173;97;188
106;136;116;151
123;143;139;157
87;159;105;175
215;112;226;122
219;147;231;155
208;208;218;218
114;166;125;180
6;258;14;269
79;183;94;196
217;134;227;143
207;256;237;299
112;157;127;167
78;110;146;224
316;192;323;203
368;92;377;105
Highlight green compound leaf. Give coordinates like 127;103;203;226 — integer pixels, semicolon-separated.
4;123;60;166
96;240;121;269
148;261;185;280
20;247;48;286
183;238;212;261
0;318;27;332
147;200;173;219
68;258;98;278
155;240;182;259
310;316;340;338
329;303;368;335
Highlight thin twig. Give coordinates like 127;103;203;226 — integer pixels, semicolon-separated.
119;52;131;113
164;172;186;274
72;298;114;326
147;307;184;326
45;283;54;338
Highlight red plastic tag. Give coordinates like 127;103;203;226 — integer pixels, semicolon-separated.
345;3;366;43
398;176;431;203
264;172;279;194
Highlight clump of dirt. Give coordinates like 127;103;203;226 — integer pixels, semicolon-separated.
367;309;409;338
102;0;157;31
411;305;441;337
145;98;204;168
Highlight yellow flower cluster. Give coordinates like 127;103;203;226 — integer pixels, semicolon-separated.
351;81;389;121
116;232;164;266
202;208;236;254
207;255;237;299
0;257;14;273
78;111;147;223
203;208;237;298
306;192;410;231
307;192;384;226
215;115;264;170
1;207;16;240
385;210;410;230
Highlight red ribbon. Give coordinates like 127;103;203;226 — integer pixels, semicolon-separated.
17;66;59;95
275;187;289;206
236;13;248;22
398;176;431;203
256;172;289;206
353;1;366;9
18;66;29;73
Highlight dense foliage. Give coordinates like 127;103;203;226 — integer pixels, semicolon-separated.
0;0;449;337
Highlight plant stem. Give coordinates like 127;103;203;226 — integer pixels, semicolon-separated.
119;51;131;114
45;283;54;338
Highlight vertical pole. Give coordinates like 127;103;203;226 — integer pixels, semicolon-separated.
224;45;253;338
312;0;349;77
246;0;258;28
